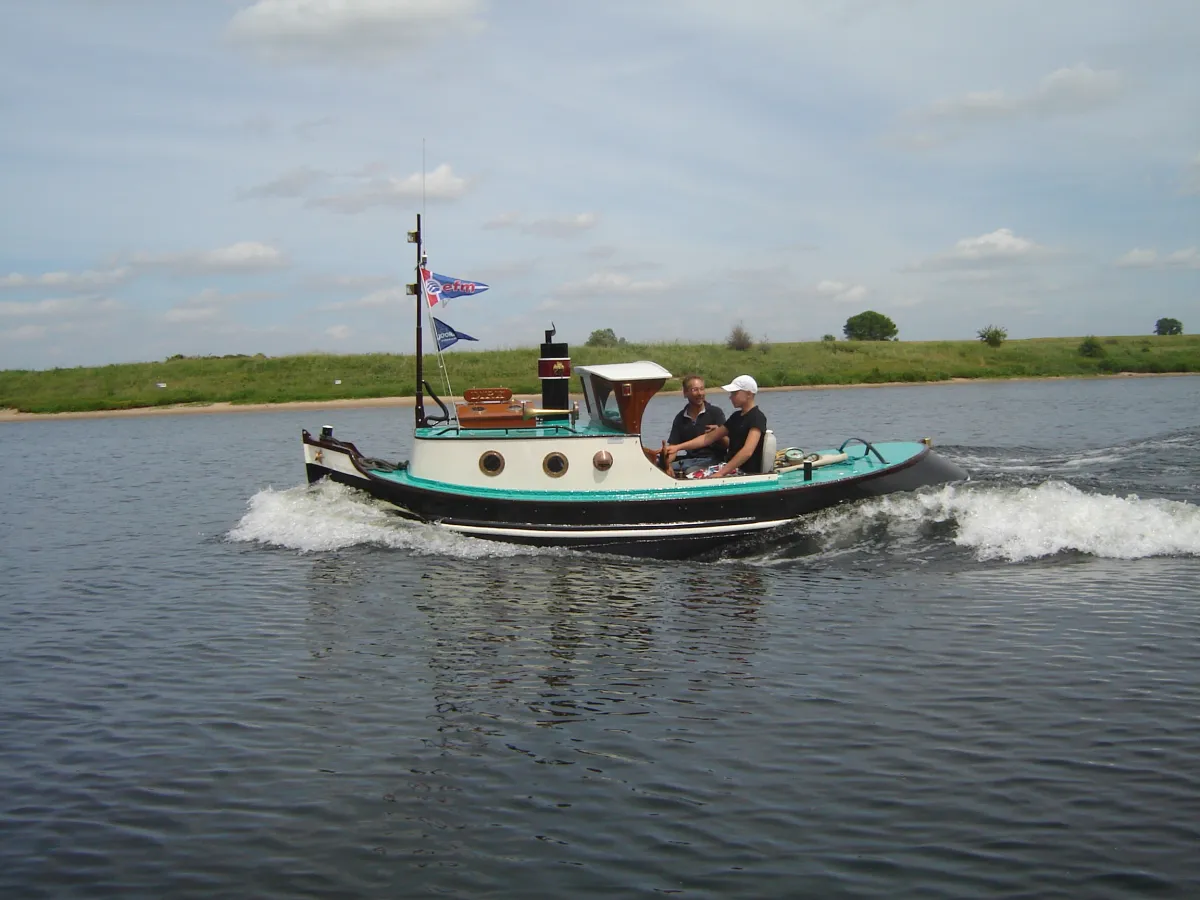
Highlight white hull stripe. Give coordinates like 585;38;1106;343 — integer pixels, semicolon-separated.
436;517;798;541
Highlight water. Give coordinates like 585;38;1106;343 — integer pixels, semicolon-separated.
2;375;1199;898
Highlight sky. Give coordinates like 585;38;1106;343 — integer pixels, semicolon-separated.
1;0;1198;370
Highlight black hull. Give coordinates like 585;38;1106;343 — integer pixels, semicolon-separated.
304;446;966;559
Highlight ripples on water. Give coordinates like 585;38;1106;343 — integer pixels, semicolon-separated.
2;378;1199;898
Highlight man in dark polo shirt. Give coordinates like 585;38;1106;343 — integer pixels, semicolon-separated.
663;375;727;474
665;374;767;476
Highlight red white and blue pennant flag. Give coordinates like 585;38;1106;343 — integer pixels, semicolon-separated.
421;268;489;308
432;317;478;351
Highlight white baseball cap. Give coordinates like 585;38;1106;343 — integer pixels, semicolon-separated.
721;375;758;394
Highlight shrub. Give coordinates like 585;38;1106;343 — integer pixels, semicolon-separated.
977;324;1007;348
726;323;754;351
1078;336;1106;358
821;334;836;342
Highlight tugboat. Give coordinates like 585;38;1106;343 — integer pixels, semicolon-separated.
302;217;967;559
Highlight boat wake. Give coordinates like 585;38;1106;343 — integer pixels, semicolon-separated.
233;447;1200;565
951;428;1200;499
226;480;547;559
759;480;1200;565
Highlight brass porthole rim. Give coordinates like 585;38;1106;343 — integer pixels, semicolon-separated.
479;450;505;476
542;451;569;478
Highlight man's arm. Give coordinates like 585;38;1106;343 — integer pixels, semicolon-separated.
707;406;729;449
667;424;727;457
713;428;761;477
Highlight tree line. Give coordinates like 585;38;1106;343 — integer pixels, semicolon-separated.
587;313;1185;350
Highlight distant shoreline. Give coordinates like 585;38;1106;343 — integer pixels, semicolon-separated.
1;371;1194;422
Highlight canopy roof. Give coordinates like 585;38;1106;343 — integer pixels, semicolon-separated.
575;361;672;382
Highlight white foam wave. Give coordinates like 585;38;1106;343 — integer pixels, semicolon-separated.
226;481;543;558
955;450;1124;474
813;482;1200;562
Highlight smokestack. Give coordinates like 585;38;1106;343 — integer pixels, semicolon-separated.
537;324;570;419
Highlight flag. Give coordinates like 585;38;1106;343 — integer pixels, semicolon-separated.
421;268;489;308
432;317;479;351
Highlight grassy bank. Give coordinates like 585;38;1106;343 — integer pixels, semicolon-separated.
2;334;1198;414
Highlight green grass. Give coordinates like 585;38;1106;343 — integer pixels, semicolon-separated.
2;335;1198;414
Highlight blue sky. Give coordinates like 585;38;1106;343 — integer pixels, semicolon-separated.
2;0;1198;370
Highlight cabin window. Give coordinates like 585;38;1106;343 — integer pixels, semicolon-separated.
579;373;625;432
542;452;569;478
479;451;505;476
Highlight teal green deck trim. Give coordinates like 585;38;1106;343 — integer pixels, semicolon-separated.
366;442;926;502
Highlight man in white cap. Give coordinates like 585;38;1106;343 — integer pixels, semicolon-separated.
664;374;766;477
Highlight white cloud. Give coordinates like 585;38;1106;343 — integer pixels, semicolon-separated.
918;64;1122;124
0;267;130;291
308;163;468;213
1115;247;1200;269
163;306;221;324
907;228;1054;271
240;166;330;200
484;211;521;230
307;273;399;292
326;324;352;340
132;242;288;274
1115;248;1159;267
924;89;1011;123
556;271;672;297
0;324;49;342
181;288;274;306
322;287;409;310
472;258;539;281
0;296;122;318
227;0;485;65
160;288;274;324
484;212;599;238
815;280;868;302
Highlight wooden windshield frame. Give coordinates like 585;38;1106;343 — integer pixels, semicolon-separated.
578;371;665;435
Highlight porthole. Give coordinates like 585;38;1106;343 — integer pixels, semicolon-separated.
542;451;569;478
479;450;505;476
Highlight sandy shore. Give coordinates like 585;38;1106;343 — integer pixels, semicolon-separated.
0;372;1192;422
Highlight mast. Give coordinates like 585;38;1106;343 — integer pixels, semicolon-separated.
407;214;426;428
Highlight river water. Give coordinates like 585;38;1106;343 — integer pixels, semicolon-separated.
2;375;1199;899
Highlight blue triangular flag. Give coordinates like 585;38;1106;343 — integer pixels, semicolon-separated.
432;317;479;351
